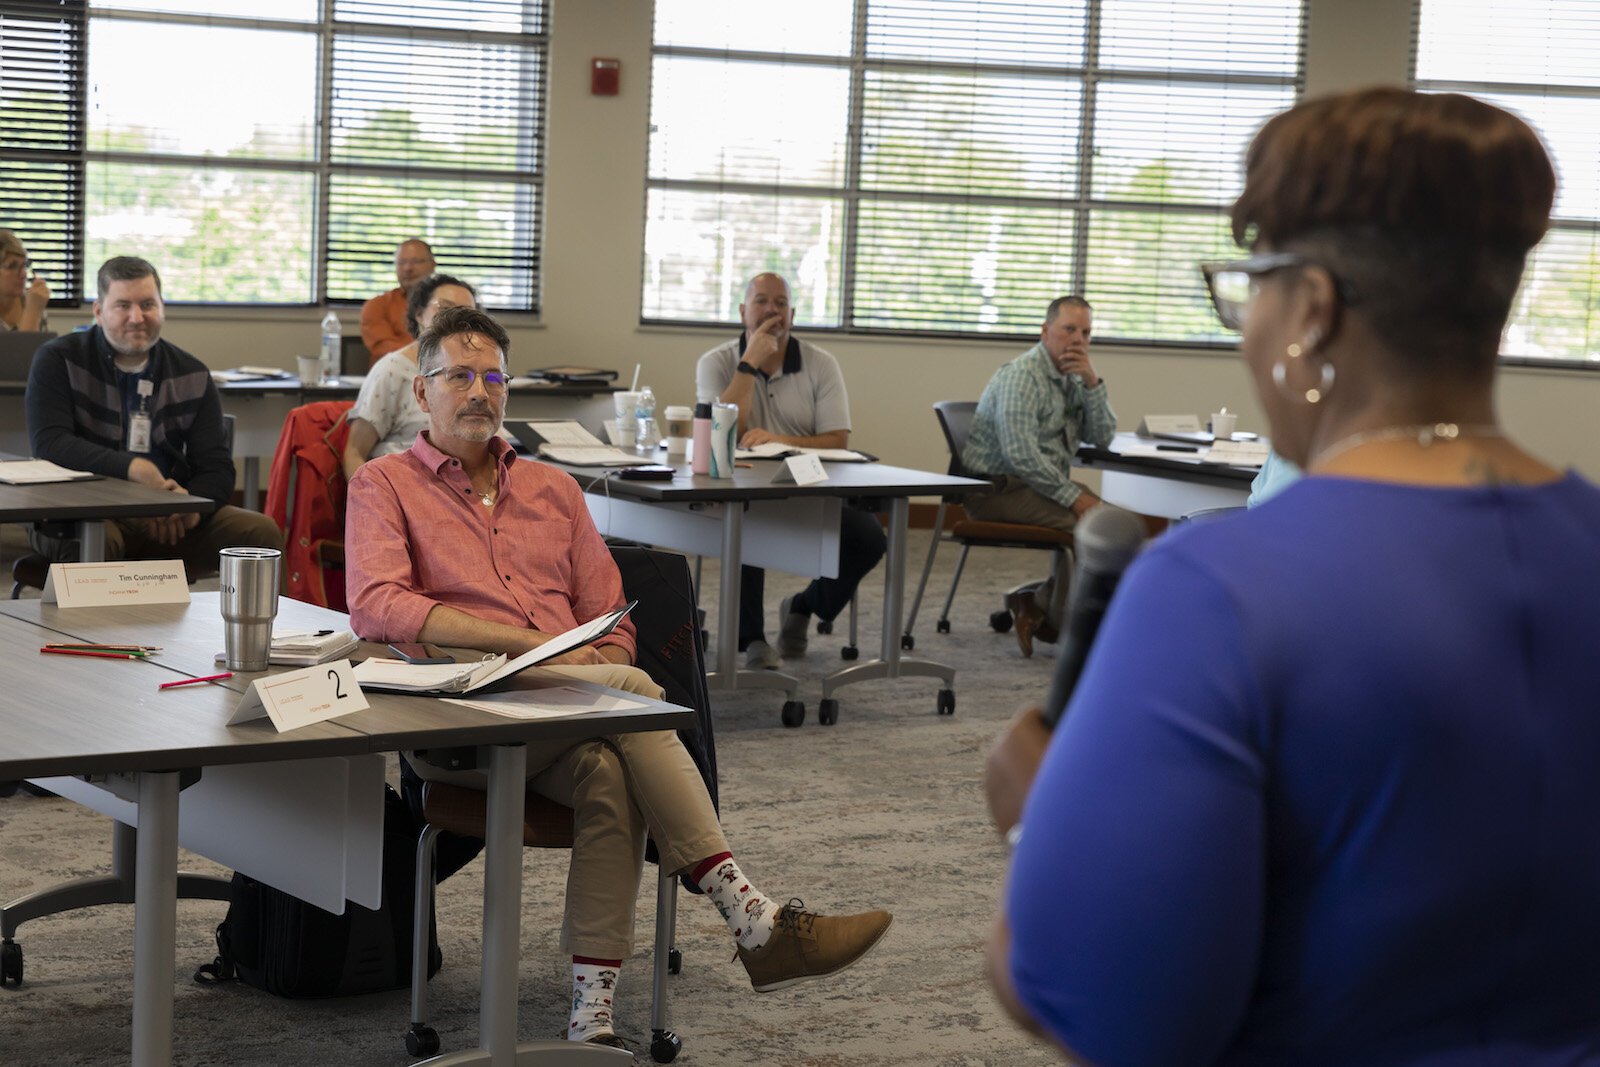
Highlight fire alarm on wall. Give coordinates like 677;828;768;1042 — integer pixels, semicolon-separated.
591;58;620;96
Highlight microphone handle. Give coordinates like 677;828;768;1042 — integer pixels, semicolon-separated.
1039;570;1120;729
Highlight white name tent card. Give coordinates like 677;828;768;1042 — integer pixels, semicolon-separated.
771;454;829;486
42;560;191;607
1137;414;1204;436
228;660;368;732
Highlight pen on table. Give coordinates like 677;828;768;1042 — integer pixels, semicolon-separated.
1156;444;1200;453
41;646;144;660
158;672;234;690
734;462;753;468
44;643;161;653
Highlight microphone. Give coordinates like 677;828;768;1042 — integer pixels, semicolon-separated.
1040;505;1147;728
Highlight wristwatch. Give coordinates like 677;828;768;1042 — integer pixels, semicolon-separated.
735;361;760;377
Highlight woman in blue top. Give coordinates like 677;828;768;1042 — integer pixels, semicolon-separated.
985;87;1600;1066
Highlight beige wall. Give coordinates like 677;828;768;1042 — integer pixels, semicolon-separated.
58;0;1599;480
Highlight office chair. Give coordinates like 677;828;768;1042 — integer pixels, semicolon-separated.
264;401;353;610
903;401;1076;642
403;546;716;1065
10;414;238;598
340;335;372;376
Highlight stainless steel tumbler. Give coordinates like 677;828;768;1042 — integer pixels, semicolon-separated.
219;547;281;671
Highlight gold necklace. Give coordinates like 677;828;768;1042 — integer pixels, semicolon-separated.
1313;422;1503;468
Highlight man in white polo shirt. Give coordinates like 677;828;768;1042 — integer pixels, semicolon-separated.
695;272;885;670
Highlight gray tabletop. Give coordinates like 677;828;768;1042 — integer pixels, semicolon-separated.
0;474;213;525
544;457;989;502
1076;433;1260;489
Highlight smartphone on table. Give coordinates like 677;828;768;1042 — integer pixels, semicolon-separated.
388;643;454;665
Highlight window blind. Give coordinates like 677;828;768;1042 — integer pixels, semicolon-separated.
1415;0;1600;363
644;0;1304;342
0;0;86;307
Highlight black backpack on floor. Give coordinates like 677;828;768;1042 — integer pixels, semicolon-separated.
194;784;442;998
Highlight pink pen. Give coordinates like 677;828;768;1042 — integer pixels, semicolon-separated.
158;672;235;690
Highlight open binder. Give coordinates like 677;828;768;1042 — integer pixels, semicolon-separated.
352;602;635;694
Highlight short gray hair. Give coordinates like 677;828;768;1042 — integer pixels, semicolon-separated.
416;305;511;376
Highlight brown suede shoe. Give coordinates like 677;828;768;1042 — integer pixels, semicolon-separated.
736;899;893;992
1006;590;1045;658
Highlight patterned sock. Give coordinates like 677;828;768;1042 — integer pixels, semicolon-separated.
692;852;778;952
568;956;621;1042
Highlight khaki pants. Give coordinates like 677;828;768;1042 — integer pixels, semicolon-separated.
31;504;284;578
410;663;728;960
964;476;1082;627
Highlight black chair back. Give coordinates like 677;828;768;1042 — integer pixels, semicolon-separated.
933;401;979;479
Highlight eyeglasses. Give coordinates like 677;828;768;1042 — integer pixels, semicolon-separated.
0;258;29;273
1200;252;1359;332
422;366;510;395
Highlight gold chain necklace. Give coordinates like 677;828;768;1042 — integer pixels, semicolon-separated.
1313;422;1503;468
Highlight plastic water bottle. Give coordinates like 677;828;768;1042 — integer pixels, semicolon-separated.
319;310;341;383
635;386;658;449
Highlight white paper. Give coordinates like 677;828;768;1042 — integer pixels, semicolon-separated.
525;420;606;447
0;459;97;484
213;629;360;667
228;661;368;732
443;685;648;720
43;560;191;607
735;443;869;463
1202;440;1270;467
539;445;644;467
1138;414;1204;435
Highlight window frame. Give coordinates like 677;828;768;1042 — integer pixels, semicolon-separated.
641;1;1308;349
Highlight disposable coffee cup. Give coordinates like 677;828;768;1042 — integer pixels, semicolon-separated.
613;391;643;421
1210;412;1238;441
219;547;281;672
663;405;693;456
616;424;638;449
296;355;321;385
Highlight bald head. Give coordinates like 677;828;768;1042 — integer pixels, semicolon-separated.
395;239;436;293
740;272;793;348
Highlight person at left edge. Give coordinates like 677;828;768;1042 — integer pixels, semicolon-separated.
694;271;887;670
25;256;282;569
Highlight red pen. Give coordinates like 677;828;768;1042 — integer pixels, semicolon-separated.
159;672;235;690
41;646;141;660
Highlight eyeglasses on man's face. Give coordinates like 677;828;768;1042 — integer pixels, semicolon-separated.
422;365;510;395
1200;252;1359;332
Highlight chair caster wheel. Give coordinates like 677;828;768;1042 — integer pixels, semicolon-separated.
901;633;915;650
936;619;951;634
405;1023;440;1057
936;689;956;716
989;610;1013;633
816;619;833;635
818;698;839;726
668;947;682;975
840;645;858;661
781;700;806;728
651;1029;683;1063
1;939;23;987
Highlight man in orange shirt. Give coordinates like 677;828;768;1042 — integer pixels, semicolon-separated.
359;239;435;362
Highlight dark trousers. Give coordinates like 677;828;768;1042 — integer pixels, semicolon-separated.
738;505;887;648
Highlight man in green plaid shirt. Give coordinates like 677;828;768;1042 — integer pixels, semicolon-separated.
963;296;1117;656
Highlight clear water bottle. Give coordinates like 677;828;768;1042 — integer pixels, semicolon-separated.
634;386;657;448
319;310;341;383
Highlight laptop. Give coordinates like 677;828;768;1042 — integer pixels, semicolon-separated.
0;331;57;381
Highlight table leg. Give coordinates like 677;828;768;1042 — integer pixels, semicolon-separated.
480;742;527;1062
705;502;797;698
821;497;955;707
131;770;179;1067
75;519;106;563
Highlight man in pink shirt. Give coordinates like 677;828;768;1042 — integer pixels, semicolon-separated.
345;306;892;1053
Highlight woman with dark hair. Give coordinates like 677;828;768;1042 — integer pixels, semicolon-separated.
985;88;1600;1065
341;272;478;479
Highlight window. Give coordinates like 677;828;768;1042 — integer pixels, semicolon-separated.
0;0;546;308
643;0;1305;343
1415;0;1600;363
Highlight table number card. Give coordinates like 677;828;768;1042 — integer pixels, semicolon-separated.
42;560;191;607
1137;414;1204;436
771;454;829;486
228;660;368;732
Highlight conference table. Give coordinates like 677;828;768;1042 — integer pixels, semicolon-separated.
0;593;691;1066
547;457;988;727
1076;432;1260;518
0;460;213;563
2;376;619;512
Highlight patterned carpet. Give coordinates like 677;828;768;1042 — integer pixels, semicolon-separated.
0;528;1073;1065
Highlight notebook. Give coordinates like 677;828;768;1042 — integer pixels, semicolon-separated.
504;419;643;467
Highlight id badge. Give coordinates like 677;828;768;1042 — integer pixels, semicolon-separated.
128;412;152;454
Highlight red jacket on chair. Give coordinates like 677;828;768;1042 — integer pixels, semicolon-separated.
265;400;354;610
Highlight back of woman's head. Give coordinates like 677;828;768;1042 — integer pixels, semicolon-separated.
0;229;24;260
1231;87;1555;374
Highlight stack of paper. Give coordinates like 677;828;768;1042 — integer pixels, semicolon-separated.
0;459;97;484
734;443;872;462
213;629;360;667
